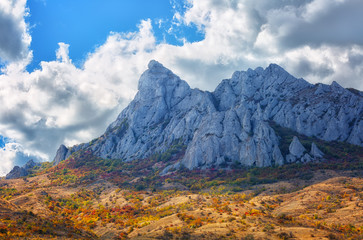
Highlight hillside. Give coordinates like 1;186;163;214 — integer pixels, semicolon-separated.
1;124;363;239
1;165;363;239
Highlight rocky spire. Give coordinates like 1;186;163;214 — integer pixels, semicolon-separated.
289;136;306;158
135;60;191;109
53;144;69;166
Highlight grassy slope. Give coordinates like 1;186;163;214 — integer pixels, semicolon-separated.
1;122;363;239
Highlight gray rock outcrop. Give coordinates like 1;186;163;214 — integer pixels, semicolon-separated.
53;144;69;166
6;159;40;179
286;137;324;163
287;136;307;161
52;60;363;172
6;166;28;179
311;142;324;158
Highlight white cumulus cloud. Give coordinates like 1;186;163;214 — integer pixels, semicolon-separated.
0;0;31;63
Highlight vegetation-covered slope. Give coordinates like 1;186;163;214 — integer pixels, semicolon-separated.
1;124;363;239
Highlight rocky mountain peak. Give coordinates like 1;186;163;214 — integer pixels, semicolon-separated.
24;159;37;169
53;144;69;166
231;63;286;81
266;63;287;73
331;80;344;90
6;159;40;179
135;60;191;109
138;60;189;91
147;60;168;72
52;61;363;173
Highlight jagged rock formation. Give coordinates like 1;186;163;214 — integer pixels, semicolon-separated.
285;136;324;163
53;61;363;172
6;166;28;179
311;142;324;158
6;159;40;179
53;144;70;166
289;136;306;158
286;136;307;163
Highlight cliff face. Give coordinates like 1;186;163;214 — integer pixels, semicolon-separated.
53;60;363;172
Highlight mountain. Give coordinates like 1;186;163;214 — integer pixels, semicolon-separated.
53;60;363;173
5;159;40;179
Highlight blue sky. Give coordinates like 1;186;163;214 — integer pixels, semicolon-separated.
0;136;9;148
26;0;203;70
1;0;363;175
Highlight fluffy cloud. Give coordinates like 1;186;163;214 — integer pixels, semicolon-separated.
1;0;363;175
0;0;31;63
274;0;363;48
155;0;363;90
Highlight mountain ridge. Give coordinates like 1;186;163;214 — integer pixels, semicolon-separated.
53;60;363;173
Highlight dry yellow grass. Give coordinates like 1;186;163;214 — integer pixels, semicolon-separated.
1;170;363;239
